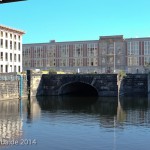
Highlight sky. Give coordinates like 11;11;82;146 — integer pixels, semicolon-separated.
1;0;150;44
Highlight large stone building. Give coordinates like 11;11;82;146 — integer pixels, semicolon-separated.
0;25;25;73
22;35;150;73
23;35;126;73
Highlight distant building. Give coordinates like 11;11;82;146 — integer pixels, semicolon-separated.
0;25;25;73
23;35;126;73
126;37;150;73
22;35;150;73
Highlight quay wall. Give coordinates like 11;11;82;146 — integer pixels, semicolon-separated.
118;74;148;96
0;73;28;101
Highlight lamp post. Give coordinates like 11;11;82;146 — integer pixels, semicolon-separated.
114;42;116;73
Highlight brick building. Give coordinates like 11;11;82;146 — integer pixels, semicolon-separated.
22;35;150;73
126;37;150;73
23;35;126;73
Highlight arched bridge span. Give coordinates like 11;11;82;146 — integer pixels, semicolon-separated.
59;81;99;96
42;74;118;96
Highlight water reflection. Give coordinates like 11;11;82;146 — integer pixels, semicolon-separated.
0;100;23;145
117;96;150;126
27;97;41;123
33;96;150;128
1;96;150;150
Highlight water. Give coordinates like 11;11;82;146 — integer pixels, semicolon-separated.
1;96;150;150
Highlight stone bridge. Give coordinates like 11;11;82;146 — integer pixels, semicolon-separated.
27;70;148;97
41;74;118;96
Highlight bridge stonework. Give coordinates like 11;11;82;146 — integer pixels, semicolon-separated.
42;74;118;96
28;71;149;97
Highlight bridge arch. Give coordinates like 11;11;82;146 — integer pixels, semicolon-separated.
59;81;99;96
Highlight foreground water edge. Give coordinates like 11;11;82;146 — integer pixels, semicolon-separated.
0;96;150;150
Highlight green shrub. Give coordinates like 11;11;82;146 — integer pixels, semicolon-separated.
118;70;126;80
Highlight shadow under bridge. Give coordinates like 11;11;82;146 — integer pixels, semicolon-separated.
59;82;98;96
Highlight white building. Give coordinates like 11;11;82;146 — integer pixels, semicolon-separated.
0;25;25;73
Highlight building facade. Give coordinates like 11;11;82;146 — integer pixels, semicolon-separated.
99;35;126;73
23;35;126;73
0;25;24;73
126;37;150;73
22;35;150;73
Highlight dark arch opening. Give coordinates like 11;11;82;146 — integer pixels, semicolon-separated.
60;82;98;96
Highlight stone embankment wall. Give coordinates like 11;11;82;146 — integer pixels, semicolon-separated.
0;80;19;100
27;70;43;97
118;74;148;96
0;73;28;100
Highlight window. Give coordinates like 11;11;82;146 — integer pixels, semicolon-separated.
5;32;8;38
5;53;8;61
5;65;8;73
14;42;16;50
5;40;8;49
10;33;12;39
10;65;12;72
10;41;12;49
74;44;83;57
14;54;16;62
0;52;3;61
87;43;98;57
10;53;12;62
0;39;3;48
0;65;3;73
144;41;150;55
14;65;16;72
18;54;20;62
14;35;16;40
127;41;139;55
144;57;150;66
18;35;20;40
18;42;21;50
18;66;21;72
0;31;3;37
128;57;139;66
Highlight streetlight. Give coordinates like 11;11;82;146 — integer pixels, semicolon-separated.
114;42;116;73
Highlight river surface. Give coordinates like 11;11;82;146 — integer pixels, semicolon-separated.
1;96;150;150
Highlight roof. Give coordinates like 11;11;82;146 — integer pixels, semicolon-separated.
0;24;25;34
23;40;99;46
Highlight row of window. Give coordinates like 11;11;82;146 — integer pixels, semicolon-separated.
0;52;21;62
127;41;150;55
0;39;21;50
0;65;21;73
23;50;99;58
23;56;150;67
23;58;102;67
0;31;21;41
24;41;150;58
128;57;150;66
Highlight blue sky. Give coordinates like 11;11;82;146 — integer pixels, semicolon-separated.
1;0;150;43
